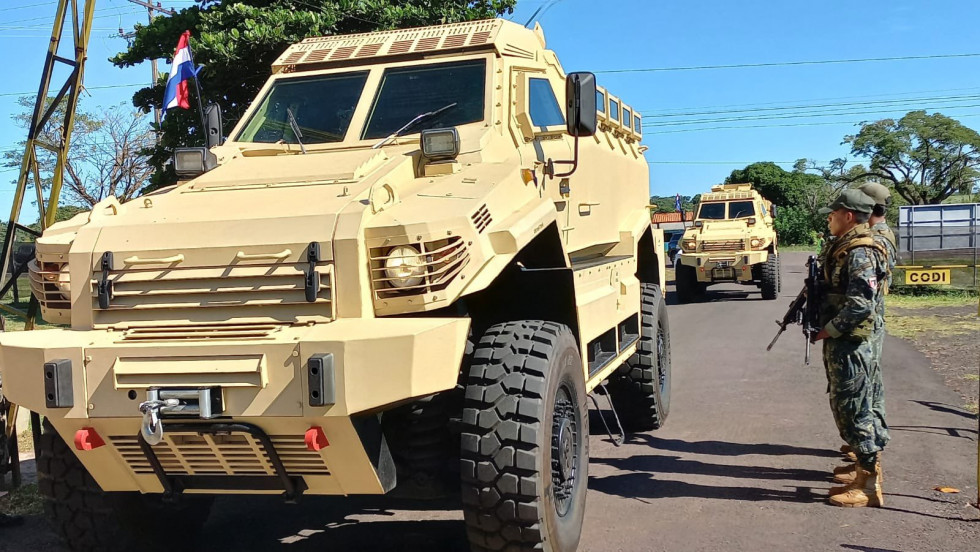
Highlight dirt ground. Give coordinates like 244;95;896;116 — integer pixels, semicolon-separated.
888;301;980;414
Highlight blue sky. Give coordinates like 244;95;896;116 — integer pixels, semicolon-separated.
3;0;980;222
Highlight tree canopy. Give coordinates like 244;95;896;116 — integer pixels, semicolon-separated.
112;0;517;190
844;110;980;204
649;195;699;213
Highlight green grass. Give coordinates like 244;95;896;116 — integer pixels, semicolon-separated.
778;244;821;252
886;291;979;309
0;483;42;516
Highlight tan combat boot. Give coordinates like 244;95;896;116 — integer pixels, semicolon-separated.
833;454;883;485
833;463;857;485
828;461;883;508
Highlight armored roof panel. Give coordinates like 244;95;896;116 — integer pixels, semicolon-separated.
272;19;539;73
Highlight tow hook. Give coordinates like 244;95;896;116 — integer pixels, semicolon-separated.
139;398;178;445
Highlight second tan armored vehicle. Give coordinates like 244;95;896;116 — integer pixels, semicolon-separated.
1;19;671;552
675;183;780;302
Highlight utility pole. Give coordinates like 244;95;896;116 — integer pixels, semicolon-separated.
123;1;175;131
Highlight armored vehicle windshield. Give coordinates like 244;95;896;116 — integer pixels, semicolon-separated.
696;200;756;220
235;58;487;145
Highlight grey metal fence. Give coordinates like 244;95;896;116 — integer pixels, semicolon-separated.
895;203;979;289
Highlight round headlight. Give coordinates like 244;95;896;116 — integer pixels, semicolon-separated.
384;245;425;288
682;240;697;251
750;238;762;249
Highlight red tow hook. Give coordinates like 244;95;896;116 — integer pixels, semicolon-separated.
73;428;105;451
305;426;329;451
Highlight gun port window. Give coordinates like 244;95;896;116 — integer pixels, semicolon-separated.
622;107;632;129
236;71;369;144
596;90;606;115
634;115;641;134
697;202;726;220
609;99;620;121
528;78;565;128
362;59;487;140
729;200;756;219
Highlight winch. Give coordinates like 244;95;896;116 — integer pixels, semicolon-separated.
138;387;224;445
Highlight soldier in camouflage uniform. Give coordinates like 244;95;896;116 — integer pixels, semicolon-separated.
833;183;896;479
811;189;889;507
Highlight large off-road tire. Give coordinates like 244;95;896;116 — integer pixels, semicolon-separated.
608;284;671;431
461;321;588;552
760;252;780;300
385;393;457;498
675;263;705;304
37;420;213;552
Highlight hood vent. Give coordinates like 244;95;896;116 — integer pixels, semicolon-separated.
472;205;492;233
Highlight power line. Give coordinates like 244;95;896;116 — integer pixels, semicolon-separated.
636;86;980;115
0;83;146;98
644;111;980;135
640;93;980;119
595;53;980;74
0;2;54;13
643;100;980;128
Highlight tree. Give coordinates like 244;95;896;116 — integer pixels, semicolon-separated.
649;195;697;213
2;98;154;208
844;110;980;204
112;0;518;190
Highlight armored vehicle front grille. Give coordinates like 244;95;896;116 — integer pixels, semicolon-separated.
91;262;333;325
701;240;745;252
369;236;470;299
28;259;71;310
118;324;281;342
109;434;330;476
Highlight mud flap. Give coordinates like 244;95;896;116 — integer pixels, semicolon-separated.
352;414;397;493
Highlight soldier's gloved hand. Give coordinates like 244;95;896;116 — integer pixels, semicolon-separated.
811;329;830;343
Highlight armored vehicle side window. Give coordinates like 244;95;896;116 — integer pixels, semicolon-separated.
728;200;756;219
528;78;565;128
622;107;632;129
362;59;486;140
634;115;642;133
610;99;620;121
236;71;368;144
698;202;726;220
596;90;606;115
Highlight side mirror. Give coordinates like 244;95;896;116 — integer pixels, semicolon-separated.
205;104;223;149
565;72;597;137
771;205;778;219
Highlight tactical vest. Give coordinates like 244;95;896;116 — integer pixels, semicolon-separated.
870;222;897;294
821;224;887;339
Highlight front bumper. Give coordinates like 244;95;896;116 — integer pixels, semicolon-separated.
678;250;769;283
0;318;469;495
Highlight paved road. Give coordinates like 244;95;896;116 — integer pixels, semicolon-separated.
3;252;978;551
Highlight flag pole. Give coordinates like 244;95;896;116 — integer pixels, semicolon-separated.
186;39;208;139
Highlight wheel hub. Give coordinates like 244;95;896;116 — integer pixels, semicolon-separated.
551;386;578;517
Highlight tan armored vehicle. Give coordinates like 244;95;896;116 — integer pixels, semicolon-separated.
675;183;780;302
0;19;671;552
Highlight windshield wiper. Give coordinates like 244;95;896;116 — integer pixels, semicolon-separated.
286;107;307;154
372;102;457;149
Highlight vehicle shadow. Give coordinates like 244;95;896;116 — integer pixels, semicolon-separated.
595;453;832;483
200;494;468;551
627;433;842;458
588;472;823;504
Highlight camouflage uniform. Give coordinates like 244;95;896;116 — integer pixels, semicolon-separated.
867;220;897;446
820;224;890;467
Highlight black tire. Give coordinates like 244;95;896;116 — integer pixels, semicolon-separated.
37;420;213;552
608;284;671;431
385;393;457;498
760;252;780;300
675;263;705;303
460;321;588;552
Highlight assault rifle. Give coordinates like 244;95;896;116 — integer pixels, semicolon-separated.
766;255;822;365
